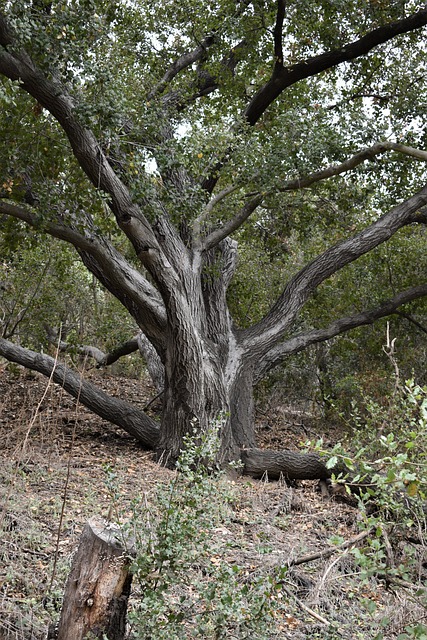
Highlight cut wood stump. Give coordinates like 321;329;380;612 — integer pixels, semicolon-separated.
53;517;135;640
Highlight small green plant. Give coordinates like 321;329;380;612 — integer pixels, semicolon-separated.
104;419;288;639
314;376;427;636
325;379;427;518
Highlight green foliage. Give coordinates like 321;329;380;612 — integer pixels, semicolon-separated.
311;373;427;638
327;377;427;514
2;0;427;400
0;234;137;354
4;0;427;215
319;379;427;586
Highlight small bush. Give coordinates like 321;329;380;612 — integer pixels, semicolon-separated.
104;421;288;639
315;378;427;638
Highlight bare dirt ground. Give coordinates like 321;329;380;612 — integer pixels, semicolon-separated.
0;366;426;639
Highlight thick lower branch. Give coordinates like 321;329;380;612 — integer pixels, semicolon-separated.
0;341;359;482
0;338;159;448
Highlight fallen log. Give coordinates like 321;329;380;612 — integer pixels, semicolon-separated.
241;448;333;480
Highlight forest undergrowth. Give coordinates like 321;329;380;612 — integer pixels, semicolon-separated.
0;365;426;640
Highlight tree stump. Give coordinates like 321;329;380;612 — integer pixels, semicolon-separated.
54;517;135;640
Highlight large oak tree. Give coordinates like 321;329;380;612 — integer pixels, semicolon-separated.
1;0;427;476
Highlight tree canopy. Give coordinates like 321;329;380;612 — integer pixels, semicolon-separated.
1;0;427;472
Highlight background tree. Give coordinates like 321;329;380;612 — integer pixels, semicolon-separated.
1;0;427;475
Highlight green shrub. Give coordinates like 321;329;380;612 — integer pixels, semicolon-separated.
104;421;287;639
315;378;427;638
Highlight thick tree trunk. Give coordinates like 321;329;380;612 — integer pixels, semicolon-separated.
229;367;256;449
0;338;333;480
156;270;254;465
157;339;239;466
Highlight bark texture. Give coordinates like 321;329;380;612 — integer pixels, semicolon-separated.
55;518;134;640
0;338;160;448
241;448;332;480
1;7;427;476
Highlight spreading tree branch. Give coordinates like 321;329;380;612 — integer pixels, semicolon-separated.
278;142;427;192
160;39;247;114
101;336;140;365
239;183;427;356
148;33;216;100
193;183;243;245
255;284;427;381
240;142;427;201
0;13;186;296
0;199;168;346
244;8;427;125
196;141;427;251
202;195;263;251
154;0;251;108
201;7;427;194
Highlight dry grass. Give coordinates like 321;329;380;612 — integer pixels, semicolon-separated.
0;366;426;639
